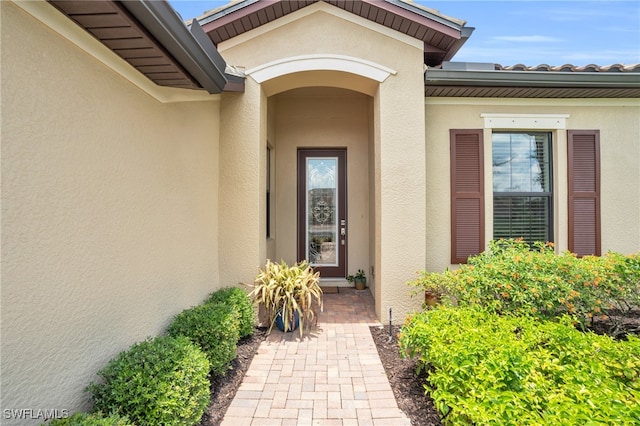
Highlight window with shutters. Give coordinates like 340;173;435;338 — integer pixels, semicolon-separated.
492;132;553;245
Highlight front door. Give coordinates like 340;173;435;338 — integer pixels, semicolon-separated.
297;149;347;278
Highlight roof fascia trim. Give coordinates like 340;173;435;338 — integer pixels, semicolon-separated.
13;0;220;103
425;97;640;107
198;0;262;27
188;18;245;92
442;27;474;62
202;0;463;39
384;0;465;30
246;54;397;83
218;2;423;52
121;0;229;94
425;69;640;88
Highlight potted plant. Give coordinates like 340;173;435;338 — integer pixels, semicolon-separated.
347;269;367;290
250;260;323;335
409;270;451;308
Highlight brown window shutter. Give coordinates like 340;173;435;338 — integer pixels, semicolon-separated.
568;130;601;256
450;129;485;263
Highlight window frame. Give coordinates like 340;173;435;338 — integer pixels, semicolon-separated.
266;145;274;239
491;131;554;245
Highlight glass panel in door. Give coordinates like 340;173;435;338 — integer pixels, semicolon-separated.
306;158;338;266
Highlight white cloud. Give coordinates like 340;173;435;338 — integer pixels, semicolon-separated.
492;35;563;43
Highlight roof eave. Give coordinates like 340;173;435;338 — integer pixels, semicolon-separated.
384;0;466;30
121;0;235;94
198;0;261;27
441;27;474;63
425;69;640;89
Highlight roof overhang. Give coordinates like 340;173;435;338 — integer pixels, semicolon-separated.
425;65;640;98
198;0;473;67
48;0;244;94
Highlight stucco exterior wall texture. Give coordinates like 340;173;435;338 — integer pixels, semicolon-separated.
218;4;426;320
425;100;640;273
218;81;267;289
1;3;222;423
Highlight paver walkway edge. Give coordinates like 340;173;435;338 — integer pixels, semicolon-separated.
220;288;411;426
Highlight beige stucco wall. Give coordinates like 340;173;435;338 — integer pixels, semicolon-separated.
425;98;640;273
217;3;426;320
1;3;222;423
218;82;268;288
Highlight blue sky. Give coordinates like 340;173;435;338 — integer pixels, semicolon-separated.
168;0;640;66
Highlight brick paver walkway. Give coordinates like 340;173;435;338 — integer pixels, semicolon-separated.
220;288;410;425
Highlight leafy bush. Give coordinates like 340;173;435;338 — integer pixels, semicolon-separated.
167;302;240;375
603;251;640;334
44;412;133;426
400;307;640;425
87;335;210;426
205;287;255;338
410;239;640;334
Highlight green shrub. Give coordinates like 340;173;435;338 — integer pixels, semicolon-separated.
400;307;640;425
205;287;255;338
87;335;210;426
410;239;640;334
45;412;133;426
167;302;240;375
602;251;640;334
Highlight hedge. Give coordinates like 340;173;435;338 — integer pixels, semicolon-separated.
205;287;255;339
167;302;240;375
400;307;640;425
87;335;210;426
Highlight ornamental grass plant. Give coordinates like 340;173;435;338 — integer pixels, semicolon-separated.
250;259;323;336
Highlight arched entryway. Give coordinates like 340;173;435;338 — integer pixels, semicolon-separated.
267;85;374;290
248;55;391;296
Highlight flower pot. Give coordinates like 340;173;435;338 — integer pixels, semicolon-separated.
275;310;300;332
355;278;366;290
424;291;441;307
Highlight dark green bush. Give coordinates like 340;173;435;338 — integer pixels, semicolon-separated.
400;307;640;425
87;335;210;426
167;302;240;375
45;412;133;426
205;287;255;338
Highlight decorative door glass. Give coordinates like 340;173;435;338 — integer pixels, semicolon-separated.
306;158;338;266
